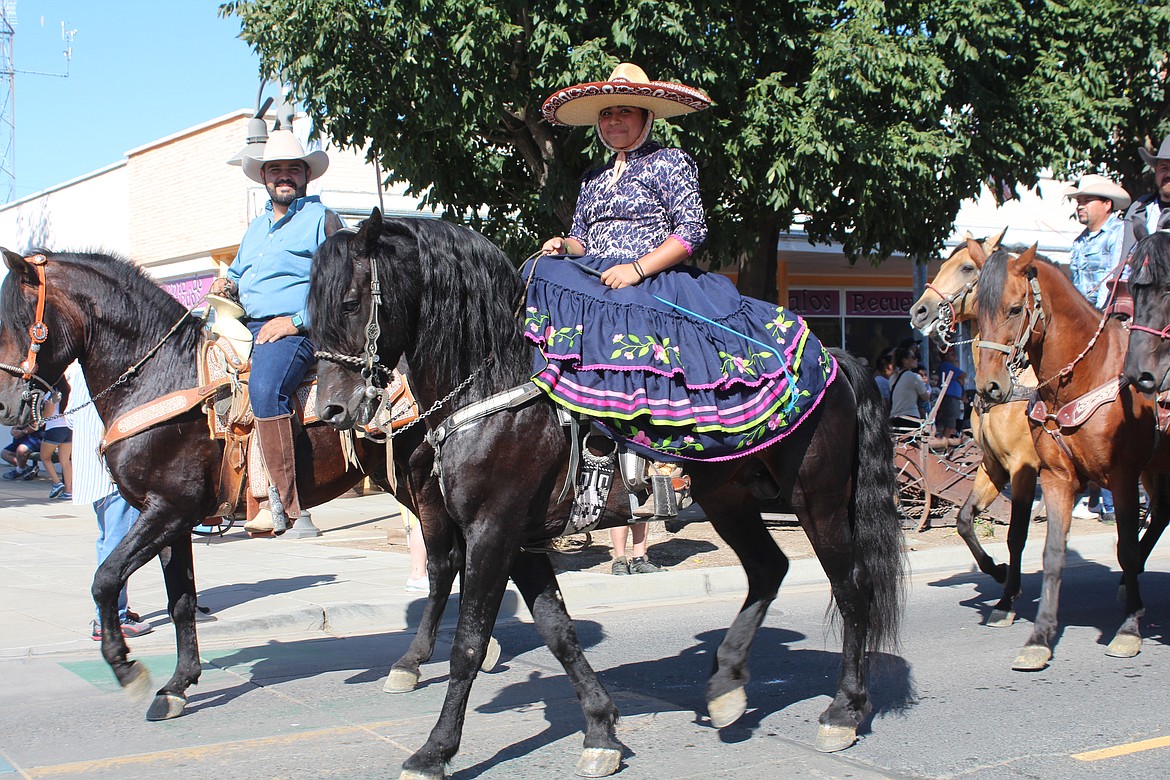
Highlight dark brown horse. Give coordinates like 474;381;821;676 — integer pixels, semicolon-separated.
1125;232;1170;393
309;211;905;778
974;245;1170;670
0;247;482;719
910;236;1044;626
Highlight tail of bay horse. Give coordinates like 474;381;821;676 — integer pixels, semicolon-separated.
310;211;904;778
910;235;1044;626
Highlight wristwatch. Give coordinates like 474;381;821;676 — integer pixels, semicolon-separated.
290;313;305;331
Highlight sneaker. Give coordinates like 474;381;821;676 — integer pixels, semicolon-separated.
629;556;663;574
57;491;72;501
611;557;631;576
1098;512;1116;525
405;576;429;593
120;618;153;638
20;463;38;480
48;482;65;499
1070;499;1097;520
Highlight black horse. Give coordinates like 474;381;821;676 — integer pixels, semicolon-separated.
0;247;478;718
310;211;905;779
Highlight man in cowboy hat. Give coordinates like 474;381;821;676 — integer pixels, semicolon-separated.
1064;173;1131;309
1121;134;1170;261
210;128;342;534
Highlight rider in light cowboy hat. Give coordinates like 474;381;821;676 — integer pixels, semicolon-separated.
210;129;342;534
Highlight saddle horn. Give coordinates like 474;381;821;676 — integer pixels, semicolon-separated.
206;293;253;362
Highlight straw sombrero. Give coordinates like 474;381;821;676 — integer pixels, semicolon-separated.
542;63;712;127
1064;174;1131;210
242;129;330;184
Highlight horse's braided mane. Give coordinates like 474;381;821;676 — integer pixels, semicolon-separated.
1129;232;1170;287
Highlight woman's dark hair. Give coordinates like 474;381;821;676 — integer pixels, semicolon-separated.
894;345;918;366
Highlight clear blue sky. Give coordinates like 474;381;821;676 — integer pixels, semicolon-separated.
9;1;260;199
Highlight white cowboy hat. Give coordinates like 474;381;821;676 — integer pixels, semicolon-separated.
542;63;712;127
1139;134;1170;169
241;129;330;184
1063;174;1131;211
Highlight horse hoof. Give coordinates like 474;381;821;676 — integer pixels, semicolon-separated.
122;661;154;703
400;771;443;780
145;693;187;721
481;636;501;672
814;724;858;753
1105;633;1142;658
986;609;1016;628
574;747;621;777
383;668;420;694
1012;645;1052;671
707;687;747;728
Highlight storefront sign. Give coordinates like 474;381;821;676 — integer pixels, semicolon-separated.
161;275;215;309
846;290;913;316
787;289;841;316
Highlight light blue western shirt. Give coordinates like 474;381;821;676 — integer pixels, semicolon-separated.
1068;212;1125;310
228;196;331;327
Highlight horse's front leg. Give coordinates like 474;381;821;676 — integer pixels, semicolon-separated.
987;466;1038;627
146;532;201;720
956;465;1009;583
1012;469;1076;671
385;513;463;694
92;507;183;702
400;519;520;780
1104;475;1145;658
509;550;621;777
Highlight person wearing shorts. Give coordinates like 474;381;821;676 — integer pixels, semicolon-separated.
40;389;73;500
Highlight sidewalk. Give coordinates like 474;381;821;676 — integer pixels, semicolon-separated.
0;472;1131;659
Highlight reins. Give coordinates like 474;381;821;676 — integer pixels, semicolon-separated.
0;252;197;425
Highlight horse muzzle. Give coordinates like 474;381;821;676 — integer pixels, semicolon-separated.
318;383;376;431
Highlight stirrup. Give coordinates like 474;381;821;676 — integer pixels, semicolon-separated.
632;473;692;518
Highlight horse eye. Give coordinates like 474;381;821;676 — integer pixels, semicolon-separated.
342;300;361;315
1008;304;1023;317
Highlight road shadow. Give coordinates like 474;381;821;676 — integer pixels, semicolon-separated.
551;537;720;573
137;574;339;623
455;626;913;777
927;547;1170;651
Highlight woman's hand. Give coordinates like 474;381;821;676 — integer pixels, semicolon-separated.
599;263;643;289
541;237;571;255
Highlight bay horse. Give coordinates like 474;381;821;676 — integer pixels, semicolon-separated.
974;245;1170;670
910;235;1044;627
0;247;487;719
309;211;905;779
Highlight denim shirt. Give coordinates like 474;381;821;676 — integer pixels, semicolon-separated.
1068;213;1125;309
228;196;330;326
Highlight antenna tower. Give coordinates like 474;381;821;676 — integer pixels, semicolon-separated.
0;2;74;203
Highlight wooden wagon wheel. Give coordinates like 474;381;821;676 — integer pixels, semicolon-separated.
893;448;933;529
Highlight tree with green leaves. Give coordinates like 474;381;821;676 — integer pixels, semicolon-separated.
222;0;1168;299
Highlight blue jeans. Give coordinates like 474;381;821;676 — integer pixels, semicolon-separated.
95;491;140;622
1100;488;1114;513
246;320;317;418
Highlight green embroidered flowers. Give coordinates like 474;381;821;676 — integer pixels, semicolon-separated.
610;333;681;365
718;347;775;377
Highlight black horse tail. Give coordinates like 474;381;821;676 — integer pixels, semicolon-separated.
829;348;905;652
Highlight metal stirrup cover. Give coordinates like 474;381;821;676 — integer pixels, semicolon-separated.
618;449;649;492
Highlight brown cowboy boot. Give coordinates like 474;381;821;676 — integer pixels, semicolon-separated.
254;413;302;533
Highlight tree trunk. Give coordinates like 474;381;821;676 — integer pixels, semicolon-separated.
735;211;781;302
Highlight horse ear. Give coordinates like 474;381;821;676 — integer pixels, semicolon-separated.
965;236;987;263
985;227;1008;252
1;247;36;284
356;208;383;255
1018;244;1038;266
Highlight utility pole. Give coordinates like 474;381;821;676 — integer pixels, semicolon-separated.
0;2;74;203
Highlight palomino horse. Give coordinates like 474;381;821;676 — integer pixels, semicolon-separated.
0;247;500;720
910;235;1044;627
974;245;1170;670
309;212;905;779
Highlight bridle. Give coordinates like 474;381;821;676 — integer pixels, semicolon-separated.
0;254;58;424
924;275;978;349
975;270;1045;391
0;252;195;426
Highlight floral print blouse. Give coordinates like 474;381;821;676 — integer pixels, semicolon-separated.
569;142;708;259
